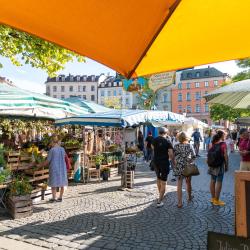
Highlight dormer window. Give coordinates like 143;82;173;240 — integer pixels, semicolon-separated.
77;76;80;82
56;77;59;82
83;76;87;81
61;76;65;82
92;76;95;81
70;76;74;82
196;72;200;78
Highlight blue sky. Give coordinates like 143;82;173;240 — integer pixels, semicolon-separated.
0;55;242;94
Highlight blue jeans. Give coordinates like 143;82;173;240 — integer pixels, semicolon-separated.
146;148;153;162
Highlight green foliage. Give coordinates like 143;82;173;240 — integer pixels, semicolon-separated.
236;58;250;68
232;70;250;82
94;154;104;165
0;25;85;76
210;104;250;122
0;169;11;184
9;176;32;196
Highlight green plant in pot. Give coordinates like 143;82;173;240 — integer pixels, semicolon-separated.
9;176;32;197
101;167;110;181
0;168;11;184
95;154;104;169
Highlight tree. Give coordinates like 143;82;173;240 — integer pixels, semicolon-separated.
210;104;250;122
0;25;84;76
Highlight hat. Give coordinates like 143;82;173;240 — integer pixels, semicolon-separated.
159;127;168;135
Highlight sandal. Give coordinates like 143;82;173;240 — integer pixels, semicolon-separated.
49;198;56;203
177;204;183;208
56;198;62;202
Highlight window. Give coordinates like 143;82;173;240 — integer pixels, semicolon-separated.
82;95;86;100
101;90;105;97
77;76;80;82
119;82;123;87
187;105;192;113
196;72;200;78
195;104;200;113
126;98;129;105
186;92;191;101
69;86;73;92
187;73;192;78
70;76;74;82
118;89;123;96
78;86;81;92
214;80;218;86
163;94;168;103
61;76;65;81
61;95;65;99
108;82;112;87
204;71;209;76
108;91;111;97
91;86;95;91
113;82;117;87
178;83;182;89
53;86;57;92
186;83;191;89
53;95;57;98
92;76;95;81
113;90;117;96
195;92;201;100
46;86;50;92
178;105;182;113
56;77;59;82
205;103;209;112
178;93;182;102
205;81;209;87
82;86;86;92
91;95;95;101
195;82;200;88
61;86;65;92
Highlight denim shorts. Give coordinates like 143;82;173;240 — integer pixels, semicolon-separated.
211;166;224;182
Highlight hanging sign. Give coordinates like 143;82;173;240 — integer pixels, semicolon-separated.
148;71;175;92
123;77;147;92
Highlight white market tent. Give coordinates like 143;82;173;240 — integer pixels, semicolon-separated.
55;109;190;128
0;83;87;119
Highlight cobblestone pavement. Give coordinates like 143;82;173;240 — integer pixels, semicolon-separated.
0;150;239;250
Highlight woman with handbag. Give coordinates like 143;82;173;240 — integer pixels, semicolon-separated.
173;132;196;208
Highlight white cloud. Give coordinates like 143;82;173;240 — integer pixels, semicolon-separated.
8;77;45;94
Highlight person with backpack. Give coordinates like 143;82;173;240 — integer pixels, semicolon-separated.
207;130;228;206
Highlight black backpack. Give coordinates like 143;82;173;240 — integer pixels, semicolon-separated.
207;142;224;168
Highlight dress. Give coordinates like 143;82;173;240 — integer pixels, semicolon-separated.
174;143;196;176
47;146;68;187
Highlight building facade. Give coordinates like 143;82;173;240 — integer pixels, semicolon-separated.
155;85;173;111
98;76;134;109
45;74;99;102
171;67;227;125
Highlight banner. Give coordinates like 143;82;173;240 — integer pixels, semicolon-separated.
123;77;147;92
148;71;175;92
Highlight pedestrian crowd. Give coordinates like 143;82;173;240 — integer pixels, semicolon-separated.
137;126;250;208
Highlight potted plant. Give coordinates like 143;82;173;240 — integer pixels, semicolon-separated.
94;154;104;169
8;176;33;219
0;168;11;185
101;167;110;181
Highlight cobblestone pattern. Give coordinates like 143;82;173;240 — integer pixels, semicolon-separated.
0;151;237;250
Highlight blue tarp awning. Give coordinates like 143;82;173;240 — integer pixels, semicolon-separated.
55;110;186;127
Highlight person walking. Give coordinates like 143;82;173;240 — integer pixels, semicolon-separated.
238;128;250;171
204;130;212;151
38;135;68;202
173;132;196;208
191;128;203;156
207;130;228;206
145;131;154;162
152;127;174;208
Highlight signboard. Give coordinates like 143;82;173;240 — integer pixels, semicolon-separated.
148;71;175;92
208;232;250;250
123;77;147;93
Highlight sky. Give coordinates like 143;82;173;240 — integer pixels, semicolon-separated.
0;55;243;94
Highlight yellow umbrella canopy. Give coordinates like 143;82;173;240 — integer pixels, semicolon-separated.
1;0;250;78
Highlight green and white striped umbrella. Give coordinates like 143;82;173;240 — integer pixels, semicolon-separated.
0;83;88;119
205;79;250;109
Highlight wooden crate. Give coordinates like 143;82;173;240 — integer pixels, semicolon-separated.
6;151;20;171
109;167;118;178
126;170;135;189
7;195;33;219
25;168;49;182
31;187;43;203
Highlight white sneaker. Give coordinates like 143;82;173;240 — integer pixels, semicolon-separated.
156;201;164;208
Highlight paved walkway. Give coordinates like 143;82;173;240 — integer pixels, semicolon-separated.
0;150;239;250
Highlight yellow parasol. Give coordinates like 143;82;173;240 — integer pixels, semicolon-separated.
0;0;250;78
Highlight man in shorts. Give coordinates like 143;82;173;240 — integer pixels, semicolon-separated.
152;127;174;208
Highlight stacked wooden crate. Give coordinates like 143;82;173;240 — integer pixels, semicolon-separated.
7;195;32;219
6;151;20;171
